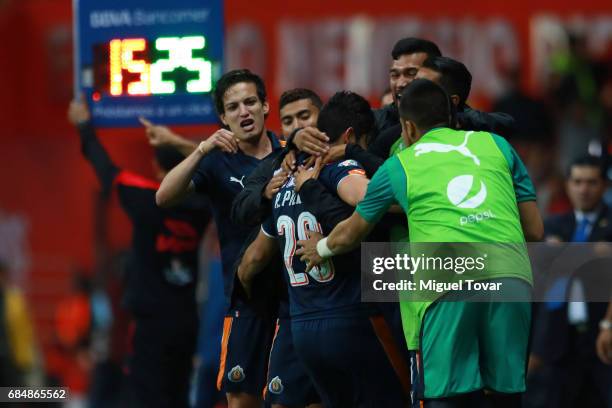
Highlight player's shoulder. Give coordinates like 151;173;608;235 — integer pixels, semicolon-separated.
324;159;364;173
199;149;234;174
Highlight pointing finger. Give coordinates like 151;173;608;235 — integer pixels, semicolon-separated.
138;117;154;128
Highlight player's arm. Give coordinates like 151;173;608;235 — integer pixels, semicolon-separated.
492;134;543;241
139;117;198;157
519;201;544;242
337;173;369;207
297;211;375;271
297;161;397;270
156;129;237;207
230;152;287;226
68;98;119;194
237;229;279;297
457;107;516;136
367;124;401;159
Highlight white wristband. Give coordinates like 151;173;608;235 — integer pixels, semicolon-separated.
316;237;334;259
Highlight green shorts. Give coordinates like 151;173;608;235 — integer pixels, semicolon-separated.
417;278;531;399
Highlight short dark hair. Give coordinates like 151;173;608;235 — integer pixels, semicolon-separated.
154;146;184;172
568;155;607;180
317;91;375;144
279;88;323;111
399;79;451;131
391;37;442;60
421;56;472;109
213;69;267;115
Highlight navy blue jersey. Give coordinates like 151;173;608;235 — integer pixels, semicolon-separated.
192;131;281;308
262;159;368;321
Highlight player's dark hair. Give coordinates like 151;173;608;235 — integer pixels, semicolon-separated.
391;37;442;60
421;56;472;109
279;88;323;111
154;146;185;172
399;79;451;131
567;155;607;180
317;91;375;145
213;69;267;115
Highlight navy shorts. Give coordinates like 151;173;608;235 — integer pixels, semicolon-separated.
264;318;320;406
217;310;275;396
292;315;411;408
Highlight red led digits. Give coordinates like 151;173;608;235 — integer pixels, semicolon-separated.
109;38;150;96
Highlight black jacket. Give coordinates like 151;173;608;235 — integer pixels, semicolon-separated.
531;204;612;363
367;107;516;160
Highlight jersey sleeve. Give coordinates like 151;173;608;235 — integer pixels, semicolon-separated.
356;160;398;224
261;215;276;238
318;159;367;193
114;171;160;221
77;121;120;194
492;134;537;202
345;144;384;178
231;152;280;226
191;153;216;194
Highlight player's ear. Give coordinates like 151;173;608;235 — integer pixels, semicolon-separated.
343;127;354;144
401;119;416;146
262;101;270;116
220;112;228;127
450;94;460;107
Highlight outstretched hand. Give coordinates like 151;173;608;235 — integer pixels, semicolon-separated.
67;95;91;126
296;230;324;272
139;117;179;148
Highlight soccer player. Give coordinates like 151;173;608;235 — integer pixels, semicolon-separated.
279;88;323;140
231;88;323;227
238;91;410;408
260;88;324;408
297;79;543;408
374;37;443;135
156;69;281;408
67;99;209;408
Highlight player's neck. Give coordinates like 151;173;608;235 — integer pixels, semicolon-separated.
238;129;272;159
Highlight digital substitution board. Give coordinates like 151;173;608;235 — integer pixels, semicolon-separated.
73;0;224;127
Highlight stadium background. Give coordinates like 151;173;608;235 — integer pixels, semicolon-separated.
0;0;610;398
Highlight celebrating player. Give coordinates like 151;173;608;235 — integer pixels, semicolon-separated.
238;91;410;408
297;79;543;408
156;69;281;408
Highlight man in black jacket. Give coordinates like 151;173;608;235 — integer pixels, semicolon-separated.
368;55;516;159
529;155;612;408
373;37;442;135
67;99;209;408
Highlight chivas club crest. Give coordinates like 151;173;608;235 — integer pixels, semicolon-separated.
268;376;284;394
228;365;245;382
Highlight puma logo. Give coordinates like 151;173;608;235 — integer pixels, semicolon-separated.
414;131;480;166
230;176;245;188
